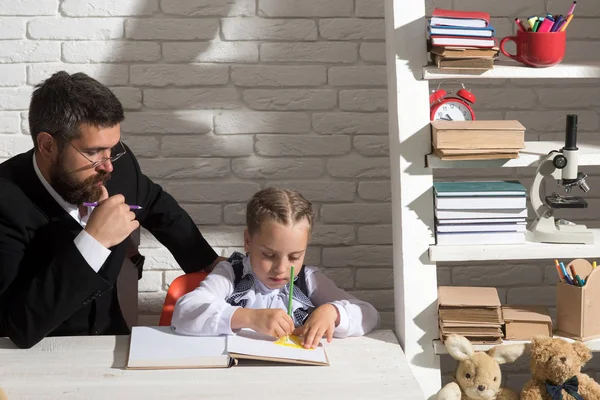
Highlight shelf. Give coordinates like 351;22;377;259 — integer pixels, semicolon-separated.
433;337;600;354
423;61;600;80
426;141;600;168
429;229;600;262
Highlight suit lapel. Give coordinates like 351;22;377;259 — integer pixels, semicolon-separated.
18;150;84;237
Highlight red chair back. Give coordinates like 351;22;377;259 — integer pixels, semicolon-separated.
158;271;208;326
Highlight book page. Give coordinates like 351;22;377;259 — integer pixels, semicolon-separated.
127;326;230;369
226;330;328;365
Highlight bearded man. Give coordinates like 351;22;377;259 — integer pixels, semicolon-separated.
0;71;224;348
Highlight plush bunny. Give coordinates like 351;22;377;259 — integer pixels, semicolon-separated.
437;335;526;400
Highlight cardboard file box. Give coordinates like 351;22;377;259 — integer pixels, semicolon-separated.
502;305;552;340
556;259;600;340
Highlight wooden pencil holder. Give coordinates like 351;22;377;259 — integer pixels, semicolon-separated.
556;259;600;340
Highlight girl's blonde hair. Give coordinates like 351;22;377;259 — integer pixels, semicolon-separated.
246;187;314;236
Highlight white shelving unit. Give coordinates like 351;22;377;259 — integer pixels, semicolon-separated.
384;1;600;398
423;60;600;79
429;230;600;262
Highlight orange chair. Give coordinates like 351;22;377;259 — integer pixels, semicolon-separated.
158;271;209;326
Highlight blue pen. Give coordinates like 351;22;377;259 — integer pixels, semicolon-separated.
551;15;565;32
560;262;574;285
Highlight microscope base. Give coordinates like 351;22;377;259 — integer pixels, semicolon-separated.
527;216;595;244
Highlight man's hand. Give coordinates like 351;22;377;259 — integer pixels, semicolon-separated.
249;309;294;338
293;304;339;349
85;186;140;248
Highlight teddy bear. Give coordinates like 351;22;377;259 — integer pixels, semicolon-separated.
437;334;526;400
521;335;600;400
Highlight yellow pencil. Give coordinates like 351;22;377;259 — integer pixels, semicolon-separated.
560;14;574;31
593;261;597;269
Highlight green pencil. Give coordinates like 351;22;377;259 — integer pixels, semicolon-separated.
287;265;295;316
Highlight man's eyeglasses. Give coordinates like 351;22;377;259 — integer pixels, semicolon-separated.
59;134;126;168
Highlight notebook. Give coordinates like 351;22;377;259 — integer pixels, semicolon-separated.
126;326;329;369
430;36;497;48
433;180;526;197
430;8;491;28
428;25;495;38
434;195;526;210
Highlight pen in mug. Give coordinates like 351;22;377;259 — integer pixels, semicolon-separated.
567;0;577;16
83;202;143;210
559;13;574;31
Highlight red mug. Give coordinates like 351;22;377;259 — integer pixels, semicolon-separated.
500;30;566;68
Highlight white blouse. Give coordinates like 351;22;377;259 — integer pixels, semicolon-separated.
171;256;380;338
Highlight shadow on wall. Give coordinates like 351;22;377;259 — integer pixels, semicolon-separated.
23;0;393;324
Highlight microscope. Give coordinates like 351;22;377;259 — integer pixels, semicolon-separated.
526;114;594;244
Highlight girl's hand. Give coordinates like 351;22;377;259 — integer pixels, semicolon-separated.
249;309;294;338
293;304;339;349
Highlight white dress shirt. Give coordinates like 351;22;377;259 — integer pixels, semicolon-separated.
32;154;111;272
171;255;380;337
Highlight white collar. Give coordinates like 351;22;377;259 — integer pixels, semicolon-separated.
32;153;89;225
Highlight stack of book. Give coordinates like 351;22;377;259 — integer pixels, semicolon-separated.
428;8;499;73
433;180;528;246
431;120;526;161
438;286;504;345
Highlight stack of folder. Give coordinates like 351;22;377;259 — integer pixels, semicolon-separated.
438;286;504;344
434;180;528;246
428;8;499;73
431;120;525;161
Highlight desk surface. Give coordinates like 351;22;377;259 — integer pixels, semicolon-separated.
0;329;423;400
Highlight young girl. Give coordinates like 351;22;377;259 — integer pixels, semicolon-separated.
171;187;379;349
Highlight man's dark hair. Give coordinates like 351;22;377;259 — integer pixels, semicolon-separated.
29;71;124;151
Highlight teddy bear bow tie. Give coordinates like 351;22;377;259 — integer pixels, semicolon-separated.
545;376;584;400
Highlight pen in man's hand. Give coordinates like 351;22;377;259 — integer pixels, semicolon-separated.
82;202;143;210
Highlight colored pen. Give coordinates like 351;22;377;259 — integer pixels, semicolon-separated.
593;261;597;269
575;275;585;286
514;18;526;32
287;265;295;317
551;15;565;32
537;16;554;33
567;0;577;16
569;264;577;279
533;17;543;32
560;14;574;31
560;262;573;285
82;202;143;210
554;260;564;282
527;17;537;30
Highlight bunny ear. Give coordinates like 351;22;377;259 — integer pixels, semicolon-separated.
488;343;526;365
445;335;474;361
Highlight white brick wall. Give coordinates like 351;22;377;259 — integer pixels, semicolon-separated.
0;0;390;325
2;0;600;386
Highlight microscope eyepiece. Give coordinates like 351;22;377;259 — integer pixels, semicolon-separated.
564;114;578;151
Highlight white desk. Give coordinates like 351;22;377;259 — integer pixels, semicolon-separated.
0;329;424;400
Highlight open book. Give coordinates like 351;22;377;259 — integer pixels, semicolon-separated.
126;326;329;369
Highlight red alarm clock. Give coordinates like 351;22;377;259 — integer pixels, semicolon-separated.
430;80;476;121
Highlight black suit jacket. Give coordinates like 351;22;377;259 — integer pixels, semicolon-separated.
0;147;218;348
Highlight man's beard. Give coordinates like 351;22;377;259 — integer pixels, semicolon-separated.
50;158;111;205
